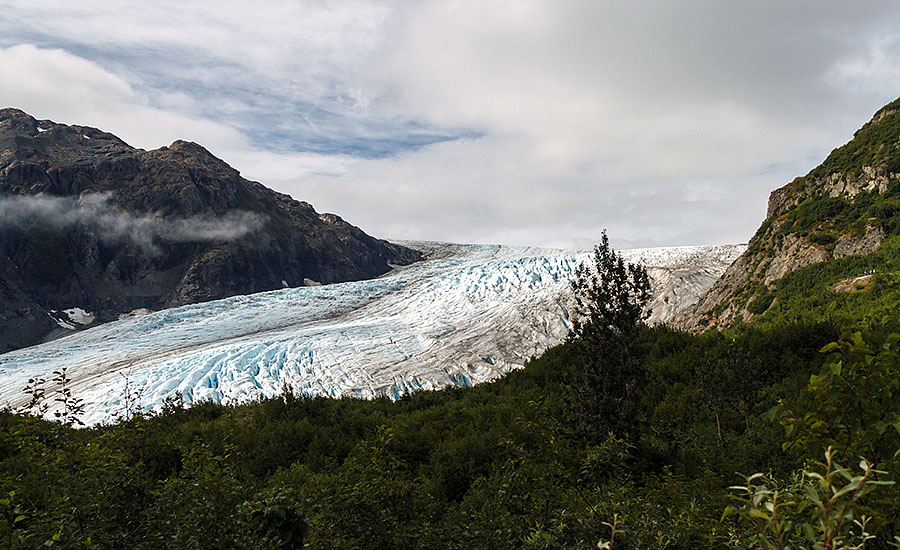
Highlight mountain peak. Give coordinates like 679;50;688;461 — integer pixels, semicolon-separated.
144;139;239;180
0;109;133;169
0;107;32;121
168;139;210;154
0;110;421;353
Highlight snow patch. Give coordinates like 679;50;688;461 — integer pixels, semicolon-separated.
49;314;76;330
48;308;94;330
63;308;94;326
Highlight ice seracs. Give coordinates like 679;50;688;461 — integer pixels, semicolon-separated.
0;242;744;425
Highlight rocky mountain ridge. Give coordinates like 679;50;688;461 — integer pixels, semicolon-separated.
0;108;420;352
678;98;900;328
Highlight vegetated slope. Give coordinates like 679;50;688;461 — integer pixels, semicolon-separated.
0;108;420;352
0;241;744;425
679;97;900;329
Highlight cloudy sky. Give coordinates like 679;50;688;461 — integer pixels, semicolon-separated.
2;1;899;249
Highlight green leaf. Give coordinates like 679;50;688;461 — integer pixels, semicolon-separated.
831;478;862;499
820;342;840;353
804;486;821;506
721;506;737;521
801;523;816;542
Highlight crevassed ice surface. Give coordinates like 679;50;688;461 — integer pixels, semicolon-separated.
0;242;745;425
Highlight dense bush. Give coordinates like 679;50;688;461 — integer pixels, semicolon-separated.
747;292;775;315
3;316;895;547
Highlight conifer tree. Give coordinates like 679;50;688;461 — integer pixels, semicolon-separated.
568;231;652;344
564;231;652;443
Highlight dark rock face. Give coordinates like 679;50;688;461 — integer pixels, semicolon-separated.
0;108;421;353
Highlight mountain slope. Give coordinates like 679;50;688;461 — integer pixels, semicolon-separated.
0;108;420;352
679;97;900;328
0;242;744;425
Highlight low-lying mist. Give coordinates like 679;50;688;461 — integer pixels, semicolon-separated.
0;193;264;254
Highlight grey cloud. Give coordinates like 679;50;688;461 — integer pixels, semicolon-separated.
0;1;456;157
0;193;263;254
2;3;900;249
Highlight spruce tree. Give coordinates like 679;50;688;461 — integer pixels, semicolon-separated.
564;231;652;443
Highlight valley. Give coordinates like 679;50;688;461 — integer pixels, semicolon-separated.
0;241;744;424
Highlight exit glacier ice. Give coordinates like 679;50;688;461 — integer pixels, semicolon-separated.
0;242;744;425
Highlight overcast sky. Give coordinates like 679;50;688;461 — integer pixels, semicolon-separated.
2;1;899;249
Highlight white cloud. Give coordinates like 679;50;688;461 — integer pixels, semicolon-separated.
282;132;776;248
0;1;393;122
0;44;349;182
2;3;900;249
827;32;900;100
0;44;246;152
340;1;900;246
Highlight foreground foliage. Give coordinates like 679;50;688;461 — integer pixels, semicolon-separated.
5;323;898;548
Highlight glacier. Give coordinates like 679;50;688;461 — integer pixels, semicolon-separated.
0;242;744;425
